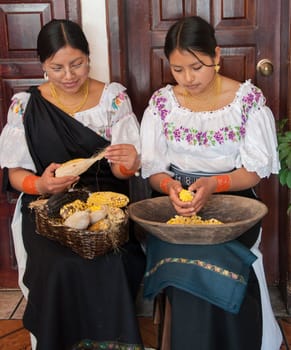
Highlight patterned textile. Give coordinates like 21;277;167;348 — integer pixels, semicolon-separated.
144;235;257;314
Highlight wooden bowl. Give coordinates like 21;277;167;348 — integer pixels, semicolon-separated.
128;195;268;244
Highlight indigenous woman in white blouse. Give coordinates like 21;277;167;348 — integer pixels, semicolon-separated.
0;19;145;350
140;16;282;350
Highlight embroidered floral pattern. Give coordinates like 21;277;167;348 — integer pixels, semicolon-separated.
112;92;126;110
145;257;246;284
152;86;263;147
10;97;25;118
96;127;112;140
96;92;127;140
72;339;143;350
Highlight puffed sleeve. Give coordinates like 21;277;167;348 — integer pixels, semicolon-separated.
140;91;172;178
0;92;36;171
106;82;141;154
236;86;280;178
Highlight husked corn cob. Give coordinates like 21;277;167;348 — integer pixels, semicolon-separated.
87;191;129;208
179;189;194;202
46;190;89;217
60;199;88;219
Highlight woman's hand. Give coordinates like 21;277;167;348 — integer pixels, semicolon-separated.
105;144;140;178
9;164;79;195
186;176;217;214
36;163;79;194
165;176;216;216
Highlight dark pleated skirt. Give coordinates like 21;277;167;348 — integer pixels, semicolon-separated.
166;266;262;350
21;199;146;350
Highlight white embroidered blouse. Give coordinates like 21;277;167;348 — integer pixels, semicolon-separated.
0;82;140;173
140;80;280;179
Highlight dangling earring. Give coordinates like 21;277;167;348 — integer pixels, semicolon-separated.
43;71;48;80
214;64;220;73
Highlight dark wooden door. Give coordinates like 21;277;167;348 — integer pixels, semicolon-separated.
107;0;289;294
0;0;81;287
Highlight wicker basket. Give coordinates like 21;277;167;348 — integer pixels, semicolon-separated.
34;205;129;259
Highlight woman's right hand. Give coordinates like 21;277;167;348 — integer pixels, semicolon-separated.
9;164;79;195
37;163;79;194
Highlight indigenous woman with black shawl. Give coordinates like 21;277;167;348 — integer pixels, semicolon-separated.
0;19;145;350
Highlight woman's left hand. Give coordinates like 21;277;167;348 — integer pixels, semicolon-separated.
105;144;140;178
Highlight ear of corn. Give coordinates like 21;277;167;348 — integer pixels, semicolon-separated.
46;190;89;217
55;149;106;177
60;199;88;219
87;191;129;208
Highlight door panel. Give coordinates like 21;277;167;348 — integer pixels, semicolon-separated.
107;0;288;291
0;0;81;287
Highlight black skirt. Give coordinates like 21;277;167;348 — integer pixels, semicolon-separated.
21;199;146;350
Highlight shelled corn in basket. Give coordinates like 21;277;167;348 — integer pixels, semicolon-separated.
30;189;129;259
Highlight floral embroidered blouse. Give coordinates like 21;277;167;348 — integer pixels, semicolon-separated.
0;82;140;172
140;80;280;179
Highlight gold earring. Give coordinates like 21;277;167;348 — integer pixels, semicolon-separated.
214;64;220;73
43;71;48;80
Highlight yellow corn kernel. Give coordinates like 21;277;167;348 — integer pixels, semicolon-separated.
179;189;194;202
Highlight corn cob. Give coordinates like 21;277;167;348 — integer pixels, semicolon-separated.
87;191;129;208
60;199;88;220
46;190;89;218
55;149;106;177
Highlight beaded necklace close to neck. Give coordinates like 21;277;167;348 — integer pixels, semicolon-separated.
50;79;89;117
182;73;222;112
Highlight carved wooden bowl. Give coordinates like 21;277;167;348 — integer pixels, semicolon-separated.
128;195;268;244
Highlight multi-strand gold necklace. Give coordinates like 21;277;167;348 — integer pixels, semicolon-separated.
182;74;222;112
50;79;89;116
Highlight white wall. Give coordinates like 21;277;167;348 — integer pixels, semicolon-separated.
81;0;109;82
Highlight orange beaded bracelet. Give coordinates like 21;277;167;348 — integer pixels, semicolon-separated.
214;174;231;193
22;174;39;195
119;164;136;177
160;177;174;194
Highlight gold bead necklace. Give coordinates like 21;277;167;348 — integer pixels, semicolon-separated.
50;79;89;116
183;74;221;112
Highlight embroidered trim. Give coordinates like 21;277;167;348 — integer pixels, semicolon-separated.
72;339;143;350
151;85;263;147
144;257;246;284
11;97;25;118
112;92;126;110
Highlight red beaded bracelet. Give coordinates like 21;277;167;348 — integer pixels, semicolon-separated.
22;174;39;195
160;177;173;194
119;164;136;177
214;174;231;193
